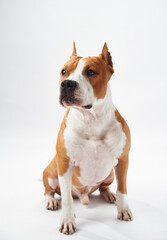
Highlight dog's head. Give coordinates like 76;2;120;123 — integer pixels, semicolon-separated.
59;43;114;109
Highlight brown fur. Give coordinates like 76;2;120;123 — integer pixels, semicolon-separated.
71;42;77;57
72;166;83;187
43;155;60;195
55;109;70;176
100;42;114;73
82;56;112;99
114;109;131;194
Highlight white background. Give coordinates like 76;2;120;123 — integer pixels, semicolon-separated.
0;0;167;239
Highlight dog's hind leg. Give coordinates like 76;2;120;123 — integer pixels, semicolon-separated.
99;169;116;203
43;155;60;210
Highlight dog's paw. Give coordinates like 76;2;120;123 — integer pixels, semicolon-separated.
100;189;116;203
45;195;59;210
59;218;77;235
117;208;133;221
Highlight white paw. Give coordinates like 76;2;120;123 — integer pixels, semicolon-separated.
116;190;133;221
45;195;59;210
117;208;133;221
59;217;77;235
100;189;116;203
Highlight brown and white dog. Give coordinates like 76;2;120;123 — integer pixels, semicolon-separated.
43;43;133;235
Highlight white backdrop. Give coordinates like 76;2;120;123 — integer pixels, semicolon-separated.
0;0;167;239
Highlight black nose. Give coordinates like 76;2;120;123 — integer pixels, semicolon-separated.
61;80;77;90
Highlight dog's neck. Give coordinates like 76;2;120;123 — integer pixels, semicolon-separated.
70;84;115;124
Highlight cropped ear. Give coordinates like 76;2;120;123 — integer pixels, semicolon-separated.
100;42;114;74
71;42;77;57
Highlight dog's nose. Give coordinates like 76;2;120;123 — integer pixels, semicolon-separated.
61;80;77;90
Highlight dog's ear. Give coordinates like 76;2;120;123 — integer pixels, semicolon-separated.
71;42;77;57
100;43;114;74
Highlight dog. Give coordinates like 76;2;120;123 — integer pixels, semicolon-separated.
43;42;133;235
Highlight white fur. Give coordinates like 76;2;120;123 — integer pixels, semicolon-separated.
116;190;129;210
64;65;126;187
48;178;58;190
58;168;76;233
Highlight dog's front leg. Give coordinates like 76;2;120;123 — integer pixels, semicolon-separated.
58;167;76;235
115;155;133;221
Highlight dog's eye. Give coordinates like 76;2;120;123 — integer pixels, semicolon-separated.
86;69;96;77
61;69;66;76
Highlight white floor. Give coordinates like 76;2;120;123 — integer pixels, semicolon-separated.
0;130;167;240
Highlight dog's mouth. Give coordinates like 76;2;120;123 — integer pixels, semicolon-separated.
60;95;81;107
82;104;92;109
60;96;92;110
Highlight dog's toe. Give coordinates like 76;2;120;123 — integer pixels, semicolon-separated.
118;208;133;221
100;189;116;203
59;219;77;235
45;195;59;210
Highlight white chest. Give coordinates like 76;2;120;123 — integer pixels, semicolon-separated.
63;106;126;186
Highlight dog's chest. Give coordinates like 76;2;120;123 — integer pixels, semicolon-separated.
64;109;126;186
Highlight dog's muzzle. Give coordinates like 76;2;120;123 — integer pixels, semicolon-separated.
60;80;93;109
60;80;80;106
